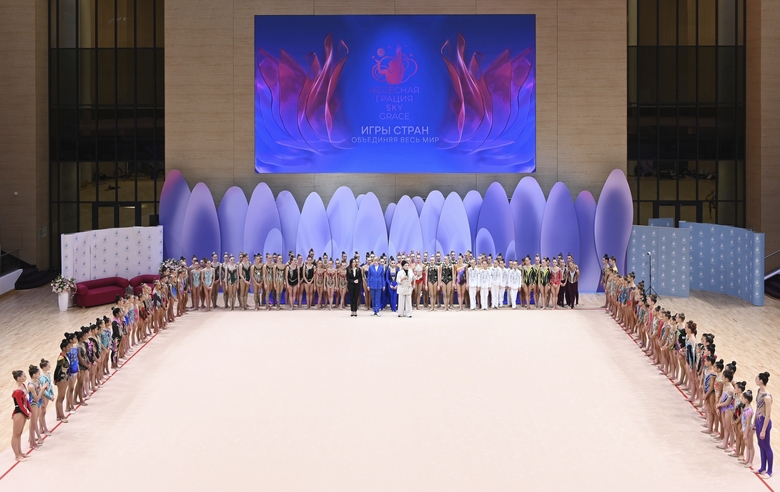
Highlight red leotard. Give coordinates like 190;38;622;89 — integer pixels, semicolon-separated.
12;388;30;418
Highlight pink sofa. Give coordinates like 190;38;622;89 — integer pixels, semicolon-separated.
130;274;160;296
75;277;130;308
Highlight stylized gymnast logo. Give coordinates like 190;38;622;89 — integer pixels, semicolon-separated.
372;45;417;84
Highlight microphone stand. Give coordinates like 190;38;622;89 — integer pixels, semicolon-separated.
646;252;659;297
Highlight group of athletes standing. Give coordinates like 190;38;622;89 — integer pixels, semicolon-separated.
158;249;583;314
604;261;774;479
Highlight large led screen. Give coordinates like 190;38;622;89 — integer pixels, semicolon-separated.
255;15;536;174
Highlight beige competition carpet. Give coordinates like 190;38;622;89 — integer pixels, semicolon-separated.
0;302;772;491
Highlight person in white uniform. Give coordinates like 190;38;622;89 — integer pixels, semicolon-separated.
467;259;479;310
479;259;491;310
396;260;413;317
490;258;502;309
508;260;521;309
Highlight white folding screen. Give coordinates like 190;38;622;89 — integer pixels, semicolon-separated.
61;226;163;282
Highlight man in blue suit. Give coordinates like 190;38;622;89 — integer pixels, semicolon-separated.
366;256;385;316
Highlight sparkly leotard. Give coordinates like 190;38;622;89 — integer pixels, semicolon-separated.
427;264;439;283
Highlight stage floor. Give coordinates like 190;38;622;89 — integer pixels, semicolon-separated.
0;302;770;491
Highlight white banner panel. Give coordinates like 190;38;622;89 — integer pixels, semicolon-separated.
61;226;163;282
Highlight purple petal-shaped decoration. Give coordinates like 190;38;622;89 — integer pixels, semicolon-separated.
385;203;396;235
352;192;388;257
181;183;221;260
412;196;424;216
595;169;634;272
244;183;282;257
511;177;546;260
475;228;496;258
540;182;579;263
263;228;284;257
388;195;423;255
477;183;515;258
436;192;471;255
327;186;358;257
218;187;248;257
159;170;190;259
463;190;483;252
355;194;365;209
296;193;332;258
419;191;445;254
575;191;600;293
276;191;300;255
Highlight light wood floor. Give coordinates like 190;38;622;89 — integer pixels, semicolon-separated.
0;287;778;481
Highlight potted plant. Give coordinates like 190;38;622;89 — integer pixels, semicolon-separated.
51;275;76;312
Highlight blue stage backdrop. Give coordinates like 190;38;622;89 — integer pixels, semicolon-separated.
627;226;691;298
681;222;764;306
254;15;536;173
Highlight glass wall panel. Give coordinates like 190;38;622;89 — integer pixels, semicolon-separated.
78;0;95;48
678;0;697;46
657;47;676;103
718;0;736;46
638;0;657;46
698;48;716;103
116;0;135;48
59;0;77;48
698;0;717;46
137;0;155;47
97;0;115;48
50;0;170;267
78;49;96;105
658;0;676;45
97;49;116;104
117;49;136;105
628;0;744;228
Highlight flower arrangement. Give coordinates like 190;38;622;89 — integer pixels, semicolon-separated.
51;274;76;294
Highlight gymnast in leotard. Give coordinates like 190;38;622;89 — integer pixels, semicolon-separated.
26;364;44;450
755;371;773;478
10;369;30;462
741;389;756;468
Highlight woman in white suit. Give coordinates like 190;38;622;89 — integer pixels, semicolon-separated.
397;260;413;318
467;259;479;310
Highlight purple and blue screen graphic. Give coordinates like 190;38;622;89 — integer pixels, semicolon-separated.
254;15;536;174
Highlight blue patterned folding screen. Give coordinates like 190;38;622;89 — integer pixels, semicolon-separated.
649;218;674;227
627;225;689;297
682;222;764;305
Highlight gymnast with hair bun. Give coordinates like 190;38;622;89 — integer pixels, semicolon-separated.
11;369;30;462
755;371;773;478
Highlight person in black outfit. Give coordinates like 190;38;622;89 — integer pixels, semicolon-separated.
346;258;362;317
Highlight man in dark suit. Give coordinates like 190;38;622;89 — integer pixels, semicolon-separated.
366;256;385;316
